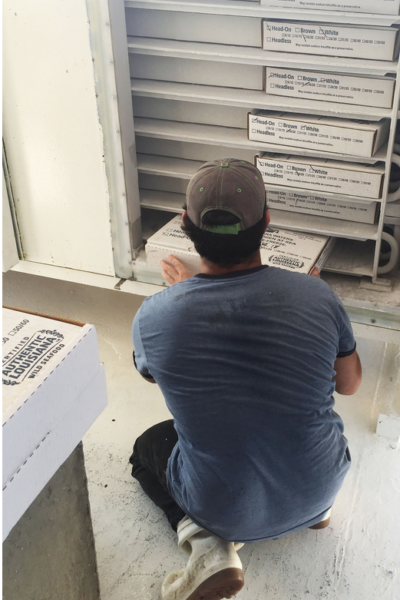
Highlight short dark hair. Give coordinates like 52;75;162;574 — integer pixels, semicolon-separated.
182;205;266;268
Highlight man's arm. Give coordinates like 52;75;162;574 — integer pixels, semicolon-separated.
334;351;362;395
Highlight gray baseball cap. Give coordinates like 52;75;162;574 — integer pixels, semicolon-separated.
186;158;266;235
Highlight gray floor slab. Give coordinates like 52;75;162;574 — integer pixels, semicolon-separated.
3;271;400;600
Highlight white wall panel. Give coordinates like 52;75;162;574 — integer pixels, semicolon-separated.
3;0;115;275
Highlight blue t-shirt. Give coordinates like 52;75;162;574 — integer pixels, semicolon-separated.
132;266;355;542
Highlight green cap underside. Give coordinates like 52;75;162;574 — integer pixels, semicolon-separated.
201;223;242;235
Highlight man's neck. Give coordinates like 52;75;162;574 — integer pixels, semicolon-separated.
200;251;262;275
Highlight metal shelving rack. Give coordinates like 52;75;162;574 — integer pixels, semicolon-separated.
120;0;400;283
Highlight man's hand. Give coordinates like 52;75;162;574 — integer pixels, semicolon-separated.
310;267;321;278
160;255;192;285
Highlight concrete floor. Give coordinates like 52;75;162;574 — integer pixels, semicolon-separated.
3;270;400;600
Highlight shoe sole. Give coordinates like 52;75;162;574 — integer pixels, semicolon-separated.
186;567;244;600
309;517;330;530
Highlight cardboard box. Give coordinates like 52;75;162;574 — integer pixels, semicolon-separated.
260;0;400;15
145;215;334;276
248;112;389;157
146;215;202;276
262;21;400;61
2;308;108;539
260;228;336;273
256;153;385;198
265;67;395;109
266;189;378;223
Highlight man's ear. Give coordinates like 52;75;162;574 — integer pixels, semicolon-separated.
182;210;190;227
264;210;270;232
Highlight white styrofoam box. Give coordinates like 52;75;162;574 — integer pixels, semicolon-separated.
3;368;107;540
2;309;108;539
265;67;395;109
129;55;264;91
248;112;389;157
147;244;201;276
261;227;335;273
260;0;400;14
256;153;385;198
376;413;400;442
146;215;201;275
136;137;256;164
262;21;400;61
266;189;378;224
126;9;262;47
132;98;250;130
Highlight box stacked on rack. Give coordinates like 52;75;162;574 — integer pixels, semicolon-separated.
256;153;385;198
260;228;336;273
265;67;395;109
260;0;400;14
248;112;389;157
145;215;335;276
262;21;400;60
146;215;202;275
266;189;378;224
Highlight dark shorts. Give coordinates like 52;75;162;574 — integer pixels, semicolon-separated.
129;419;186;531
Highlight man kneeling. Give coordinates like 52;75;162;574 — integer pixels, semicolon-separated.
130;159;362;600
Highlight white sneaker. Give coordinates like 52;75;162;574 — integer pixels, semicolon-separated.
309;508;332;530
161;516;244;600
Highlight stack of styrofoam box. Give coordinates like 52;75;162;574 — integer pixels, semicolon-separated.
2;308;108;540
249;111;388;224
250;112;387;224
248;12;400;237
252;14;400;239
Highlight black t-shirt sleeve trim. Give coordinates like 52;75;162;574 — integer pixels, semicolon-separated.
336;342;357;359
132;350;154;379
